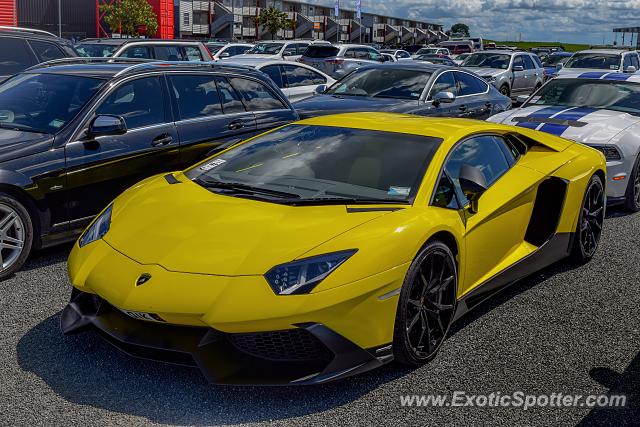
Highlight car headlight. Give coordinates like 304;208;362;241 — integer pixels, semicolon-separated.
264;249;357;295
78;205;113;247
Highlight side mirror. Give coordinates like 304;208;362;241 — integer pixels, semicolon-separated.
459;164;487;214
512;65;524;72
432;91;456;106
625;65;637;73
555;63;564;70
87;115;126;137
220;51;231;58
516;95;529;104
314;84;327;94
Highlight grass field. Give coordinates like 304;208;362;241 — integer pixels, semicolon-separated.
485;40;591;52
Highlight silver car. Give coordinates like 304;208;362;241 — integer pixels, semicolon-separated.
230;40;312;62
462;50;544;98
298;44;384;79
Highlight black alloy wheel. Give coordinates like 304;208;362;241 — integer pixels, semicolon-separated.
393;241;457;365
624;154;640;212
572;175;605;263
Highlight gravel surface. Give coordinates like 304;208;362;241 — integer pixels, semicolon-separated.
0;209;638;426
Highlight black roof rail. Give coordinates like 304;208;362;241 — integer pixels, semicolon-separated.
0;25;57;37
24;57;153;72
113;60;255;78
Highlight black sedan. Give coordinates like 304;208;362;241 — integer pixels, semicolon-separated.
293;62;511;120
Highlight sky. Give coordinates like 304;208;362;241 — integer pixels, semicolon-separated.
308;0;640;45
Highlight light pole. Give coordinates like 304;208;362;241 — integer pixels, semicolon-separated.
58;0;62;37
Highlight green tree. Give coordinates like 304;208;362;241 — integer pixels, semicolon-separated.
450;23;470;37
253;7;291;40
100;0;159;37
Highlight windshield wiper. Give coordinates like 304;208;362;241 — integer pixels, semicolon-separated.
0;123;45;133
195;178;301;199
287;196;408;206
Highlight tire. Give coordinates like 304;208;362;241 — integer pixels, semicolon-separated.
393;241;457;366
623;154;640;212
0;193;33;281
499;84;510;97
571;175;605;264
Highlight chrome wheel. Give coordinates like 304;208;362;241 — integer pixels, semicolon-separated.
404;247;456;359
0;203;25;271
579;178;605;258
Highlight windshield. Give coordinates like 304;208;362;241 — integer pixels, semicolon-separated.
542;55;570;66
246;43;284;55
564;53;621;70
462;53;511;69
186;125;441;204
0;73;105;134
326;68;432;100
75;43;118;57
416;48;438;55
525;78;640;116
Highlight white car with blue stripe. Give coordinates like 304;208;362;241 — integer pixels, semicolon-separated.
489;71;640;211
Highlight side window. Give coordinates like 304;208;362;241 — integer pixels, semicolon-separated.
522;55;536;70
532;55;543;68
429;71;458;98
228;77;287;111
168;75;222;120
344;49;356;58
444;135;512;205
119;46;152;59
283;44;298;57
183;46;203;61
512;55;524;69
283;64;326;87
432;172;459;209
455;72;487;96
500;135;522;166
215;77;246;114
261;65;285;88
623;54;633;68
28;40;65;62
154;46;183;61
95;77;164;129
296;43;310;55
0;37;36;75
368;48;383;62
632;54;640;69
399;51;411;59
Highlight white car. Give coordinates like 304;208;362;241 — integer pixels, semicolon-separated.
558;49;640;75
488;71;640;211
452;52;471;65
230;41;313;62
207;43;253;61
412;47;450;58
225;58;335;102
379;49;413;61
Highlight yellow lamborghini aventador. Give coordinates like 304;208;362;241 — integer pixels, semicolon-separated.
61;113;606;385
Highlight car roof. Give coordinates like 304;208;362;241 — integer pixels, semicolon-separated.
0;27;73;44
575;49;629;55
480;50;524;55
358;62;456;73
555;71;640;83
22;60;261;79
297;113;515;141
78;38;203;46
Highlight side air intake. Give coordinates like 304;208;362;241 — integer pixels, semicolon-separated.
524;177;568;247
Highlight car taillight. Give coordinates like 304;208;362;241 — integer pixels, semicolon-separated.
326;59;344;65
297;57;305;63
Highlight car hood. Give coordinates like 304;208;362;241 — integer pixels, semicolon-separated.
293;95;417;119
0;128;53;161
488;105;640;145
104;176;390;276
463;67;505;78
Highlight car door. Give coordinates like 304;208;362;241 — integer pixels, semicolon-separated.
167;73;258;167
511;55;527;94
227;76;298;133
64;75;181;227
281;64;328;102
424;71;459;117
437;134;541;295
453;71;493;119
522;54;539;92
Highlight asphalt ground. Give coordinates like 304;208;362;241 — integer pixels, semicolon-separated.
0;208;638;426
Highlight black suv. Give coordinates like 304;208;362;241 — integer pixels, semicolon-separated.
0;26;78;81
0;59;298;278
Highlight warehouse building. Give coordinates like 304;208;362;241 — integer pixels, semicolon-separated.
178;0;445;44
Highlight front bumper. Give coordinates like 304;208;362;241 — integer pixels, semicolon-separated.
602;158;631;200
64;239;405;385
61;290;393;385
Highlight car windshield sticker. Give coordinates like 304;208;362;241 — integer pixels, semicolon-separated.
199;158;226;171
388;186;411;196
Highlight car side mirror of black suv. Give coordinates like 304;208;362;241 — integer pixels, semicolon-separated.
88;115;127;137
459;164;488;214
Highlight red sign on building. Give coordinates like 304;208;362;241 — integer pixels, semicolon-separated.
0;0;17;26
